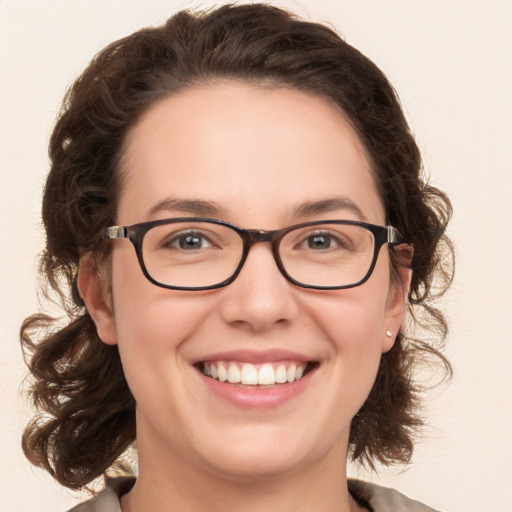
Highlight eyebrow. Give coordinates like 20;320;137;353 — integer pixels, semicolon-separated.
146;195;366;222
147;197;223;217
291;196;367;221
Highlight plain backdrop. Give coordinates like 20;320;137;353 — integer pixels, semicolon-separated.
1;1;511;511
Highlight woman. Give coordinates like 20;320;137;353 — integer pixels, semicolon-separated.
21;4;453;511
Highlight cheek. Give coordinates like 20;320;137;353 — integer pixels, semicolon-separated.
308;278;390;353
318;297;386;388
113;287;211;358
110;284;217;443
304;268;391;392
109;250;212;383
111;245;209;338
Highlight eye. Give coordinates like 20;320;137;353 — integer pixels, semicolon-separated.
299;231;349;251
165;230;215;250
305;233;333;250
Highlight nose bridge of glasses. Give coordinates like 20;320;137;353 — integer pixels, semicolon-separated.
241;228;283;266
243;228;284;257
245;229;276;244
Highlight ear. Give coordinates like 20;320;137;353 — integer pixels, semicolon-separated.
77;253;118;345
382;263;412;353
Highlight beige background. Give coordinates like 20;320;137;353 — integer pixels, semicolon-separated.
1;1;511;511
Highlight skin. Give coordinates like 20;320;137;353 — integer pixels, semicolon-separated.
79;82;410;512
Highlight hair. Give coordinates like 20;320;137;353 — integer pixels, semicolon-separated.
21;3;454;490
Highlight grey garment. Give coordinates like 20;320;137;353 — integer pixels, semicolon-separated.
349;479;442;512
67;478;133;512
66;477;442;512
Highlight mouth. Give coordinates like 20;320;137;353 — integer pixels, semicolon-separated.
196;360;318;387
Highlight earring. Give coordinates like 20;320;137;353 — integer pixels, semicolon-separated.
385;330;393;337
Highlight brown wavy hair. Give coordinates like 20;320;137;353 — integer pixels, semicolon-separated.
21;3;454;490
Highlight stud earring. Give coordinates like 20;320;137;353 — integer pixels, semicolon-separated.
385;330;393;337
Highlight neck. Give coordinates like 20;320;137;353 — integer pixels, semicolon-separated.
121;435;361;512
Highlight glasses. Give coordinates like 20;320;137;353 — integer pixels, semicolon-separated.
103;218;406;291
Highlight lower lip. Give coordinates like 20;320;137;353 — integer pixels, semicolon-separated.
198;368;315;409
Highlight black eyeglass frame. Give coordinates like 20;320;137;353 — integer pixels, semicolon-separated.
103;217;406;291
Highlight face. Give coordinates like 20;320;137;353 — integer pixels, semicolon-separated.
81;82;408;481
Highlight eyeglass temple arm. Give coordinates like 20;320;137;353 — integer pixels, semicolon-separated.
387;226;406;245
103;226;128;240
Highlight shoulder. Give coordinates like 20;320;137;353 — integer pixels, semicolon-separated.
348;479;443;512
66;477;135;512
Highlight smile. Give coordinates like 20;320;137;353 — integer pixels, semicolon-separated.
199;361;315;386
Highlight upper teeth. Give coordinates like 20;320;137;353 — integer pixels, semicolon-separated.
202;361;306;386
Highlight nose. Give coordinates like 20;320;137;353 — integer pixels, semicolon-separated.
218;242;300;332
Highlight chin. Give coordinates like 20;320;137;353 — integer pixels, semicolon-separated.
203;451;310;482
191;426;336;482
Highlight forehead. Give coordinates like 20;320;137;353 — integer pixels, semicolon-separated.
119;82;384;226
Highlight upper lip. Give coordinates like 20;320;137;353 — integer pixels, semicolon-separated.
193;349;315;364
